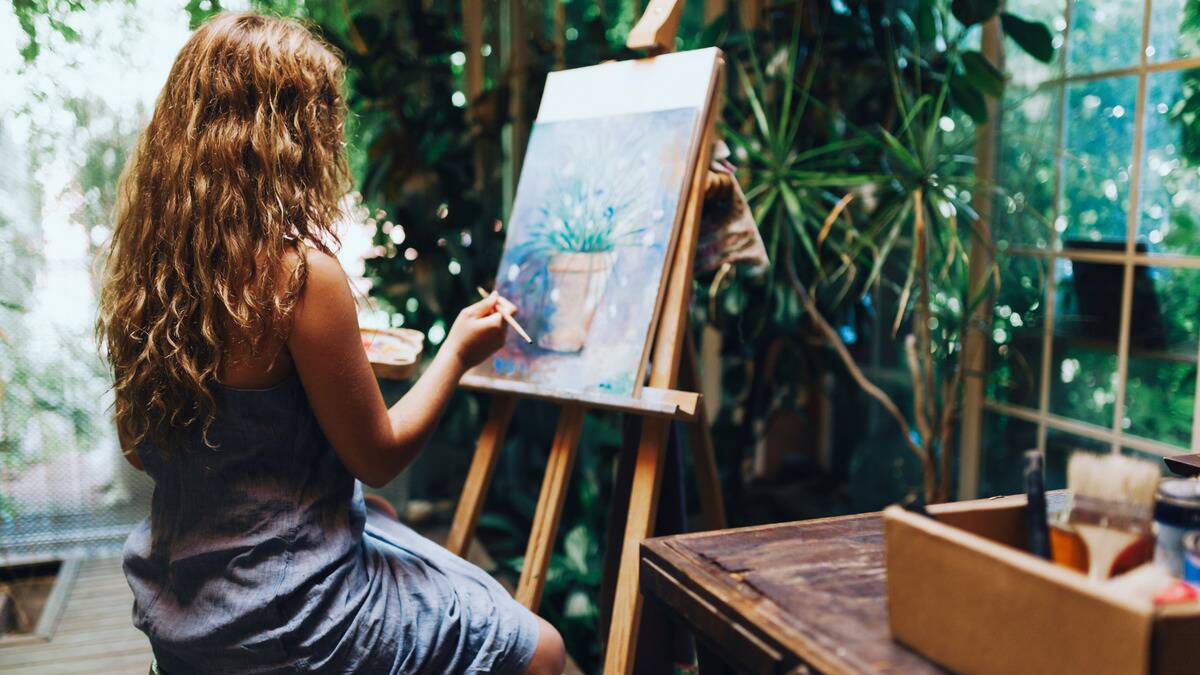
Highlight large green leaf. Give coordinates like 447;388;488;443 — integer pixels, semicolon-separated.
961;50;1005;98
949;71;988;123
878;128;922;175
476;512;527;540
780;184;821;268
917;0;939;44
1001;12;1055;63
736;63;772;145
951;0;999;27
563;525;592;577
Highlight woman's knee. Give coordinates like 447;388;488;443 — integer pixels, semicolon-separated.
523;616;565;675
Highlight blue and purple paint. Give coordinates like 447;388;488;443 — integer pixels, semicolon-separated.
473;107;699;396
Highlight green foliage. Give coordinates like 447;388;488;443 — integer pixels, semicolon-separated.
11;0;99;61
183;0;304;28
961;51;1004;98
950;0;998;28
1174;3;1200;169
706;0;1055;502
0;119;112;492
999;12;1054;63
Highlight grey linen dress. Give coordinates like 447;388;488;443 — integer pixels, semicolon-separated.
123;374;539;674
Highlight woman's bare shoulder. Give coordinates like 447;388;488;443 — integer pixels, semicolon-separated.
289;246;358;352
293;247;351;312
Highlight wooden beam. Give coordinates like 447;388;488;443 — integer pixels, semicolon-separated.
462;0;485;191
739;0;760;31
957;16;1003;499
626;0;685;53
704;0;727;23
554;0;567;70
501;0;529;215
463;0;484;102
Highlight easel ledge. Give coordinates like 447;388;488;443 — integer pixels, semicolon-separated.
459;374;701;421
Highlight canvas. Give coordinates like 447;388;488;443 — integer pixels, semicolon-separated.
470;48;719;398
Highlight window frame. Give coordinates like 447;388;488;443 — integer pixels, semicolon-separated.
964;0;1200;498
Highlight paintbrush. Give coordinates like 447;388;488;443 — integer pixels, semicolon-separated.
476;287;533;344
1063;452;1160;580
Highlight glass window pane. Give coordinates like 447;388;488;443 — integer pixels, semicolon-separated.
1148;0;1200;63
995;87;1060;249
1061;76;1137;245
1045;430;1111;489
1067;0;1144;74
0;2;192;557
1139;69;1200;255
1122;446;1174;471
1122;266;1199;447
1049;257;1121;428
1004;0;1067;85
987;254;1048;409
978;412;1039;498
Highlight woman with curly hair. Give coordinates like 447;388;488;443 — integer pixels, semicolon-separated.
97;12;563;674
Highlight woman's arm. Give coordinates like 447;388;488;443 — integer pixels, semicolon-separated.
288;250;509;488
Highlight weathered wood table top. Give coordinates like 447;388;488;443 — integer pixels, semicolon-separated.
640;512;946;675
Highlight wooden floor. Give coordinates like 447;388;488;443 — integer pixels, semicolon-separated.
0;557;151;675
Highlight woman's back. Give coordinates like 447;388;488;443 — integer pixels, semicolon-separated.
124;375;369;670
125;372;543;673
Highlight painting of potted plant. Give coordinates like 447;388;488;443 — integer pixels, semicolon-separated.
472;92;708;396
515;172;652;352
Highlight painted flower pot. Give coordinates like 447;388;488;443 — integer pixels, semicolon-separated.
537;250;617;352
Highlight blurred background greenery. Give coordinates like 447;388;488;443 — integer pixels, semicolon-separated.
6;0;1200;671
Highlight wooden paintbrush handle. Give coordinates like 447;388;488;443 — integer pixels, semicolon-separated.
1075;524;1141;580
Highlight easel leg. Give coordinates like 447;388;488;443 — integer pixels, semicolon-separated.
447;395;517;557
515;404;585;611
602;416;692;673
602;416;670;675
600;414;642;641
635;424;689;675
682;337;727;531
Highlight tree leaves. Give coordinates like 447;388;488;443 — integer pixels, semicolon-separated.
961;50;1005;98
951;0;1000;27
949;70;988;123
916;0;939;44
12;0;90;62
1001;11;1056;63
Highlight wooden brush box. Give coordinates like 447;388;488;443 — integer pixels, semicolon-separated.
884;495;1200;675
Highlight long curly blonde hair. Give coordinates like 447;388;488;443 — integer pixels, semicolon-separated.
97;12;349;450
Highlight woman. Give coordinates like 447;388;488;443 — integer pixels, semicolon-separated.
97;12;564;674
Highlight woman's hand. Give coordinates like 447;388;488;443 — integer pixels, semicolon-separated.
443;292;514;371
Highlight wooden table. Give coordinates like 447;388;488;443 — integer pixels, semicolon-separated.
639;513;946;675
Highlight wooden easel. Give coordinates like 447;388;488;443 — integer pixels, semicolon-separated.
447;2;725;672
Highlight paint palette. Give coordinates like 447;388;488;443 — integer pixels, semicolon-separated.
361;327;423;380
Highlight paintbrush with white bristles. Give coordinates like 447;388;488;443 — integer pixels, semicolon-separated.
1065;452;1161;580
